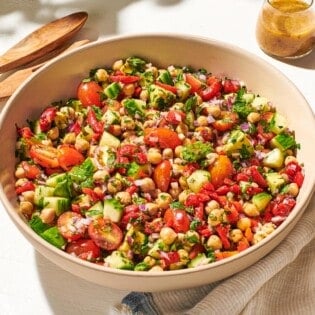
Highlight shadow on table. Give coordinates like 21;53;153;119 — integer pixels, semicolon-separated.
272;49;315;70
35;251;129;315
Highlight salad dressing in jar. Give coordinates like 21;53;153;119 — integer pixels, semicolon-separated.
256;0;315;59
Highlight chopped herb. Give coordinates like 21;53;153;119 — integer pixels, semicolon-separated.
182;141;213;162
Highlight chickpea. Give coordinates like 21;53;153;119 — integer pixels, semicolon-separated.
178;176;188;190
229;229;243;243
174;145;183;158
206;235;222;250
178;133;186;141
149;265;164;272
185;230;200;245
19;201;34;217
160;227;177;245
115;191;132;205
243;202;260;217
63;132;76;144
205;200;220;215
138;177;155;193
47;127;59;140
143;256;156;267
208;208;227;227
22;190;35;203
110;125;122;137
122;83;135;97
107;178;123;194
75;137;90;152
247;112;261;124
204;105;221;118
206;153;218;166
95;68;108;82
147;148;162;165
155;192;172;209
121;116;136;130
15;166;26;179
287;183;299;197
162;148;173;160
176;123;189;135
139;89;149;101
112;59;124;71
237;217;251;231
40;207;55;224
93;169;110;183
196;115;209;127
177;249;189;261
15;178;28;188
178;189;191;204
144;203;159;216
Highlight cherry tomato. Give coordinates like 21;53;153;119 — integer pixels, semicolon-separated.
185;73;203;93
155;81;177;94
57;211;87;241
77;81;103;107
17;126;33;138
109;74;140;84
164;208;190;233
66;239;101;261
165;110;186;125
15;181;35;195
144;127;182;149
159;251;180;267
153;160;172;192
212;111;238;132
30;144;59;169
209;155;233;188
223;79;241;93
88;218;123;251
200;77;222;101
58;145;85;171
20;161;41;179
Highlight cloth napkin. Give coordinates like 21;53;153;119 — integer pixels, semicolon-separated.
112;192;315;315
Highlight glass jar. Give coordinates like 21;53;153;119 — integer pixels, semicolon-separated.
256;0;315;59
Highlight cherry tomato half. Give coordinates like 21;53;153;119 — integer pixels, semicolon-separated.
144;127;182;149
209;155;234;188
164;208;190;233
66;239;101;261
153;160;172;192
58;145;85;171
88;218;123;251
77;81;103;107
57;211;87;241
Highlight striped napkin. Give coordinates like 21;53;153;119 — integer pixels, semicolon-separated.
112;193;315;315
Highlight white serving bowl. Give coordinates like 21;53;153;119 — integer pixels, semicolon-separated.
0;34;314;292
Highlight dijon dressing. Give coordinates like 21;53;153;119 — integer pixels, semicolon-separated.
256;0;315;58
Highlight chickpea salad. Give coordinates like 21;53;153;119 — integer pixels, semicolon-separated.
15;56;304;271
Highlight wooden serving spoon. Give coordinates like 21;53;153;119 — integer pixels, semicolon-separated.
0;11;88;73
0;39;90;102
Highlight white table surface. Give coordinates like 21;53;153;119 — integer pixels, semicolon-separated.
0;1;314;314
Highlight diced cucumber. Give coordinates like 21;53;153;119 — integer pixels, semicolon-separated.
41;226;67;249
101;109;120;125
269;112;288;134
85;201;103;219
251;96;269;110
175;81;191;101
148;84;176;109
270;133;296;151
121;98;147;119
242;93;255;104
188;253;211;268
187;170;211;193
99;130;120;148
34;185;55;206
252;192;272;212
134;262;151;271
104;251;134;270
263;148;284;169
42;196;70;216
223;130;254;156
103;198;124;223
104;82;121;99
29;215;50;234
46;173;69;187
266;172;286;194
